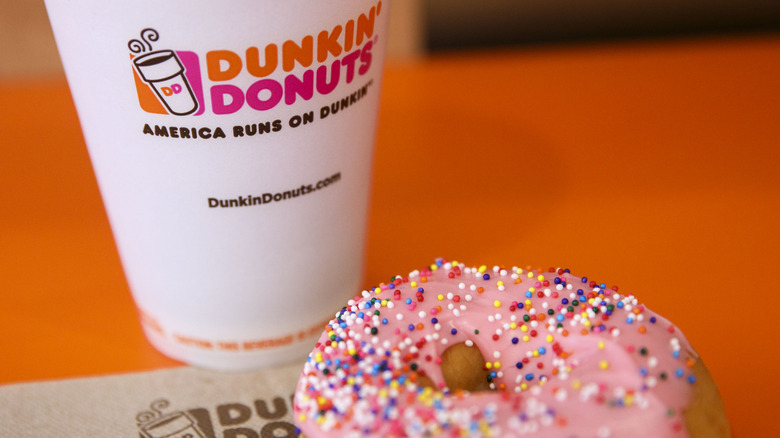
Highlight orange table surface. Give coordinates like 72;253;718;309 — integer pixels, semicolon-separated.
1;34;778;436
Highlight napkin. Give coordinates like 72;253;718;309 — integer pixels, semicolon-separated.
0;363;303;437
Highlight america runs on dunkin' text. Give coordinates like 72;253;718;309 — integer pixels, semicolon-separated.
141;79;373;141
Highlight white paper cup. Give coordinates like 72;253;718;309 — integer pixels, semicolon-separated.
44;0;389;370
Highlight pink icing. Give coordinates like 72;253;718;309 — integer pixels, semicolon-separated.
294;259;699;437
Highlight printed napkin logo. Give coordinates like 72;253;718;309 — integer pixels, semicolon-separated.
136;399;208;438
129;29;204;116
136;397;299;438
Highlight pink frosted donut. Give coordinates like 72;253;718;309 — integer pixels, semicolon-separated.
293;259;729;437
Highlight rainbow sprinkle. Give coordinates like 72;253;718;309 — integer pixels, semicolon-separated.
294;259;700;437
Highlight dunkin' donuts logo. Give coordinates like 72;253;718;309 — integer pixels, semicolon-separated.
130;29;204;116
136;398;298;438
130;2;381;117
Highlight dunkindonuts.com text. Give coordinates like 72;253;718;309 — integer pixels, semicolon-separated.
207;172;341;209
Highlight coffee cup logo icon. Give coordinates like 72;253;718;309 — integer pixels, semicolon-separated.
129;29;199;116
137;399;207;438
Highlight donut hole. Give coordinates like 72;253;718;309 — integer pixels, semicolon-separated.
439;342;493;392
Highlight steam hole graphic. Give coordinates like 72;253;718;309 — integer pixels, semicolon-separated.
128;28;159;53
136;398;170;424
141;28;159;49
128;39;146;54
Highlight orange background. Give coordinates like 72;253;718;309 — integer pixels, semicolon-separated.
1;34;778;437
